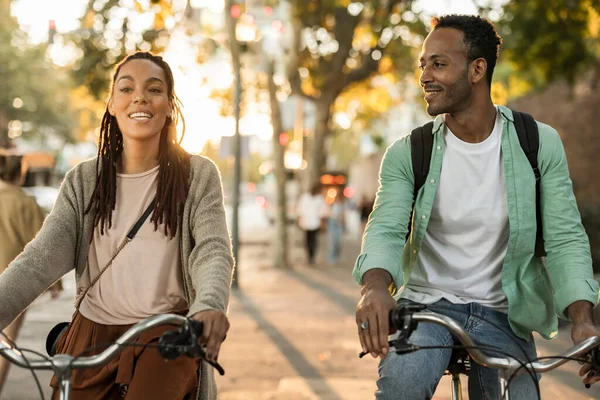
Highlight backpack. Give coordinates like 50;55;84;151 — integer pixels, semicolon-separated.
408;110;545;257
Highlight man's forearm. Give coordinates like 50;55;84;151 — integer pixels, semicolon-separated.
568;300;595;324
361;269;393;295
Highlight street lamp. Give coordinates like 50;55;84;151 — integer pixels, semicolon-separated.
225;0;250;289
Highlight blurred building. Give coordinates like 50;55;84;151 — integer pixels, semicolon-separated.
22;152;56;187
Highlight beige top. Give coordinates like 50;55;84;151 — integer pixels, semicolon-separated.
79;165;188;325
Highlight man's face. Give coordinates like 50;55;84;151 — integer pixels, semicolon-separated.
418;27;473;116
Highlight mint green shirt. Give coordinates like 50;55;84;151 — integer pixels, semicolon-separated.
353;106;599;340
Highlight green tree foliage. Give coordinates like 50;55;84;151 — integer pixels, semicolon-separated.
499;1;600;270
288;0;426;186
291;0;425;99
499;0;600;87
68;0;175;100
0;0;76;147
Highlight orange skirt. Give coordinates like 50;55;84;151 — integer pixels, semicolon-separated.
50;311;199;400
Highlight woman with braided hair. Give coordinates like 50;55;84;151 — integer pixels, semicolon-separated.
0;52;234;400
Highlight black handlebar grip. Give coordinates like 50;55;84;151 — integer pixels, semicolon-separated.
585;348;600;389
188;319;204;338
389;307;400;330
187;319;227;342
590;348;600;372
389;303;427;330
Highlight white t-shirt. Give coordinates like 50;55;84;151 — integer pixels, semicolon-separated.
403;109;509;312
296;193;328;230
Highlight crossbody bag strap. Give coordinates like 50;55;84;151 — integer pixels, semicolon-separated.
76;198;156;310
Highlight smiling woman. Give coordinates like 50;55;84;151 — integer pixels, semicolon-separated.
0;51;234;400
91;52;189;239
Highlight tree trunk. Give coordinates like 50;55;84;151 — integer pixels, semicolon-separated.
307;98;332;191
267;61;290;269
0;111;10;149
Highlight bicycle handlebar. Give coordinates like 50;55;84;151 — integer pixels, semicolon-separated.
0;314;216;372
389;306;600;376
407;311;600;373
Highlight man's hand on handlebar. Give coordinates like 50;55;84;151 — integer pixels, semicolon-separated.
568;300;600;387
571;321;600;387
356;269;398;359
191;310;229;363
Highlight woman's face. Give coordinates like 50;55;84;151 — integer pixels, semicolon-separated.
109;59;171;144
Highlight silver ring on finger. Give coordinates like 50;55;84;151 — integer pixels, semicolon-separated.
359;321;369;331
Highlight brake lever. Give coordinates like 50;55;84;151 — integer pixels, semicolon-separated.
358;304;425;359
159;319;226;376
197;348;226;376
358;339;421;359
186;319;226;376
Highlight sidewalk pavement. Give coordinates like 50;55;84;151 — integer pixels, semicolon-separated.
3;227;599;399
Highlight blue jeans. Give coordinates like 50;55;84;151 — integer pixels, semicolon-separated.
328;219;342;263
376;299;538;400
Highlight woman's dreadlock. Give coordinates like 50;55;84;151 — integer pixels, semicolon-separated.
85;52;190;239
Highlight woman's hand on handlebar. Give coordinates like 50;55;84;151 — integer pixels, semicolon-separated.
356;269;398;359
191;310;229;363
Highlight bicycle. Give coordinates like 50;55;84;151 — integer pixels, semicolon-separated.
360;303;600;400
0;313;225;400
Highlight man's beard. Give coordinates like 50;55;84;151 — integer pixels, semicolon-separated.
426;71;472;116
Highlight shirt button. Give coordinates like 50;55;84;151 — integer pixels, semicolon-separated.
436;145;441;150
421;215;427;219
412;249;417;254
430;179;435;184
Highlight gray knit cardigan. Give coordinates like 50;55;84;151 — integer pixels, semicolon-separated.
0;155;234;400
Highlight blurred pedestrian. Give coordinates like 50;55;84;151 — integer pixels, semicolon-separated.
0;52;234;400
327;192;346;265
0;152;62;396
296;183;328;266
358;195;374;234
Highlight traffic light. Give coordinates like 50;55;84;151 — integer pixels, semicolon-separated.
279;132;289;147
230;0;246;18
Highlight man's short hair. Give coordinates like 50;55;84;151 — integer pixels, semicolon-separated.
431;14;502;87
0;153;23;183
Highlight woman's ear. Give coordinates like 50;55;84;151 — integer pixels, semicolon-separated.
108;98;115;116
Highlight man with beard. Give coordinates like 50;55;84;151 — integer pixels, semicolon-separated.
352;14;600;399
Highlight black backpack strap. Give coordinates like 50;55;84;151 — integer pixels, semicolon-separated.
512;110;545;257
407;121;434;241
411;121;435;194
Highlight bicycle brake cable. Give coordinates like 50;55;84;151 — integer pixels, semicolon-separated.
398;343;541;400
426;305;535;363
0;332;47;400
504;353;600;396
375;304;541;399
423;305;541;400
